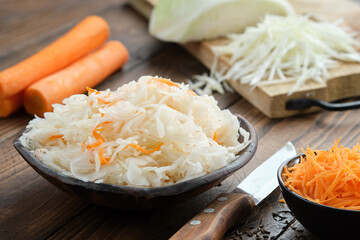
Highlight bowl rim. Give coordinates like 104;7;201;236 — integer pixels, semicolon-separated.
277;154;360;213
14;114;257;198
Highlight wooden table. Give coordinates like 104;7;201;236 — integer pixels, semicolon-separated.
1;0;360;239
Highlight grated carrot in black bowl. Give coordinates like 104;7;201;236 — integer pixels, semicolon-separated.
284;138;360;210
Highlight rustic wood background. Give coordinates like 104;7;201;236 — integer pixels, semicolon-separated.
1;0;360;239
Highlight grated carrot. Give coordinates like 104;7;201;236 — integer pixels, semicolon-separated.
86;86;101;95
98;147;110;165
95;121;112;133
187;89;197;96
284;138;360;210
148;77;198;97
86;138;104;149
48;134;64;140
148;77;180;87
86;121;112;149
97;98;110;104
212;131;217;142
123;142;164;154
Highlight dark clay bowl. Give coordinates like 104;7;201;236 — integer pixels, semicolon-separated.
14;114;257;210
278;155;360;240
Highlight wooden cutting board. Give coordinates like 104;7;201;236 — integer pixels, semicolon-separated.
129;0;360;118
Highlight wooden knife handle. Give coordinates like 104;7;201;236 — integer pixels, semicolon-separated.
169;193;255;240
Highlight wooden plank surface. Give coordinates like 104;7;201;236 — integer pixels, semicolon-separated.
131;0;360;118
1;0;360;239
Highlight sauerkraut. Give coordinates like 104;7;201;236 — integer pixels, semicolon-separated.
20;76;250;187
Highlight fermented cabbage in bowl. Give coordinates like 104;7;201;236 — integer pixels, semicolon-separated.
20;76;250;188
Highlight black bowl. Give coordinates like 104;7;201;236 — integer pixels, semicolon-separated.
14;114;257;210
278;155;360;240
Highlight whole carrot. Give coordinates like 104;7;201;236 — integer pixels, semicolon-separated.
24;40;129;117
0;15;110;99
0;92;23;117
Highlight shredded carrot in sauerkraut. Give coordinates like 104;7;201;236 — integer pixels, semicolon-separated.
48;134;64;140
148;77;180;87
20;76;250;187
123;142;164;155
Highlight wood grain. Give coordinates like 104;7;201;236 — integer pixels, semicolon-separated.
224;189;317;240
170;193;254;240
1;0;360;239
0;137;91;240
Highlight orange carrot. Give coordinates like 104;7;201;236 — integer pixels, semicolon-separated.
97;98;111;105
24;41;129;117
148;77;197;96
212;131;217;142
148;77;180;87
98;147;110;165
0;92;23;117
0;15;110;99
123;142;164;154
86;87;101;95
86;121;112;150
48;134;64;140
284;138;360;210
86;139;104;149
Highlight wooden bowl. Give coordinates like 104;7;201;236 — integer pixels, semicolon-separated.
14;114;257;210
278;155;360;239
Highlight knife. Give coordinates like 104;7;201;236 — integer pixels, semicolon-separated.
169;142;296;240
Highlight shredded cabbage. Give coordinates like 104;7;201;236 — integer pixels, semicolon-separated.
189;14;360;95
20;76;250;187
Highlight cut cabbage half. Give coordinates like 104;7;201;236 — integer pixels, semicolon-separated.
149;0;294;43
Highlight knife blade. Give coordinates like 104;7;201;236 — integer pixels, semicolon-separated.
169;142;296;240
